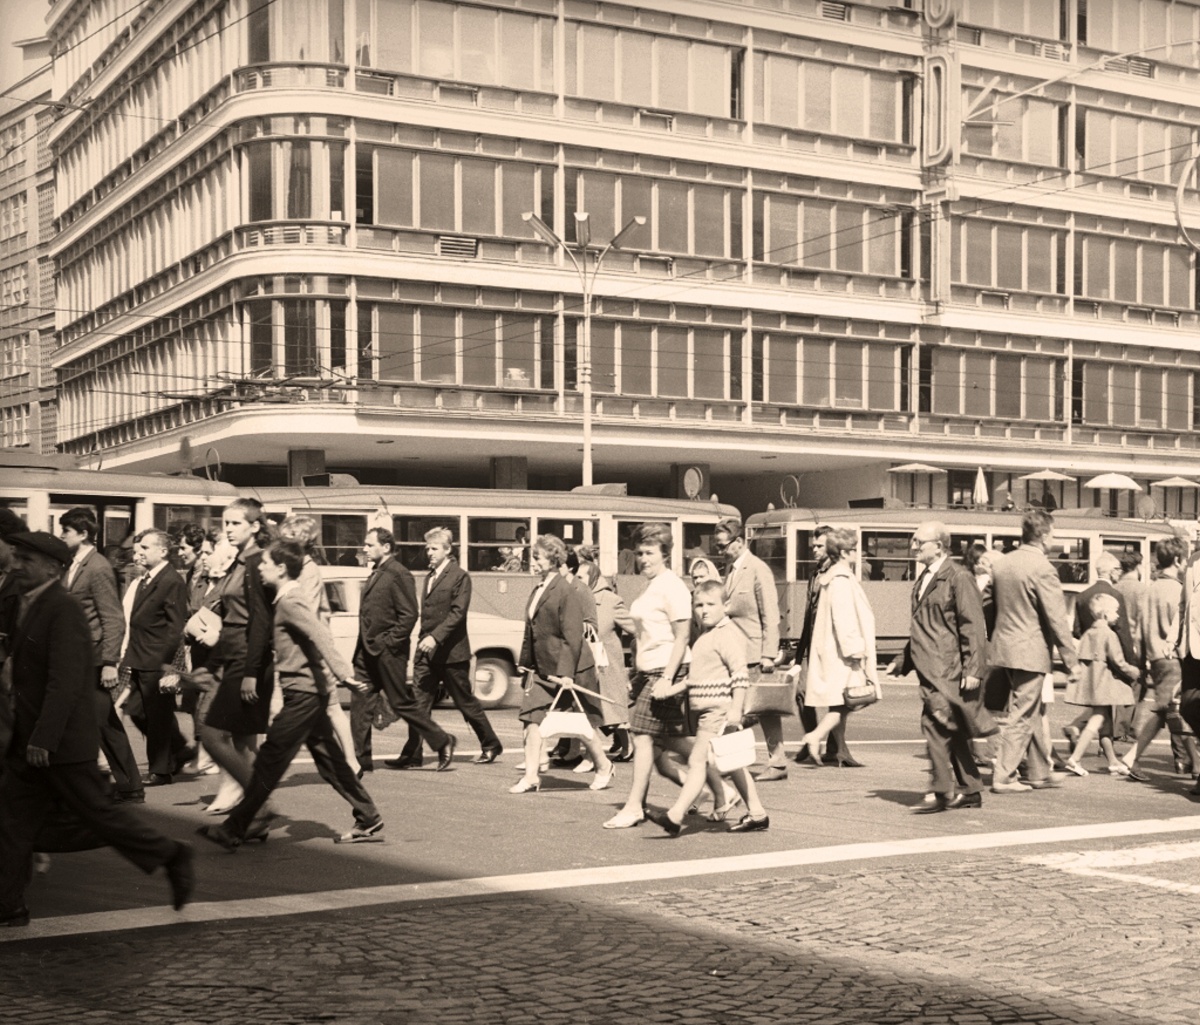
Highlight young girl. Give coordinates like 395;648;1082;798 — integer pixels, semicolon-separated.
1063;593;1139;777
646;579;769;836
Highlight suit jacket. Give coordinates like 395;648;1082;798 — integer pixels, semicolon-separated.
1073;579;1136;666
724;550;781;663
989;544;1078;674
419;559;472;665
242;549;275;682
519;573;596;679
356;557;418;658
67;547;125;665
9;581;98;763
898;559;986;696
123;564;188;670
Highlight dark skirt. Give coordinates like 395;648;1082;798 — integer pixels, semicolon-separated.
518;669;604;728
628;668;691;739
203;627;273;735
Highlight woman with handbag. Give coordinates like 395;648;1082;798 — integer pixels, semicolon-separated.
510;535;615;794
582;562;635;763
799;528;880;765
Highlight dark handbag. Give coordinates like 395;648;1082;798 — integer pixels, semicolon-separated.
843;671;879;712
743;666;797;717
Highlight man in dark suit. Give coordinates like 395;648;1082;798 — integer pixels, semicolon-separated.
399;527;501;768
889;521;988;813
989;509;1081;794
122;529;190;785
59;508;144;803
0;532;192;927
351;527;454;772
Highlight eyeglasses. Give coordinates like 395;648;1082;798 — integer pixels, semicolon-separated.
714;538;734;552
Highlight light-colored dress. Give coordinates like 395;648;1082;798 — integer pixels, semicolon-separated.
593;585;633;726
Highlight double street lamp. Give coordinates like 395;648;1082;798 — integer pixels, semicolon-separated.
523;210;646;488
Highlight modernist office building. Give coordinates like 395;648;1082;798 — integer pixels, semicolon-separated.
41;0;1200;513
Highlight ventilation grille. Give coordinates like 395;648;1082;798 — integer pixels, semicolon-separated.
1104;56;1154;78
438;236;479;258
821;2;849;21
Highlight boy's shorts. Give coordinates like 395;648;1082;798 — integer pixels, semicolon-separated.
687;705;728;739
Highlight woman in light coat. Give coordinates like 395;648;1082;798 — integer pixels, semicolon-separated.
582;562;634;759
800;527;878;763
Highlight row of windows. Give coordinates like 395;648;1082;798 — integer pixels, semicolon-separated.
0;334;29;379
0;123;24;176
0;403;29;447
0;265;27;307
0;192;26;241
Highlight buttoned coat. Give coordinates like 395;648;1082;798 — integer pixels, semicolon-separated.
723;549;781;663
355;557;418;659
122;564;188;671
989;543;1078;674
66;548;125;665
519;573;596;680
805;560;878;708
897;558;987;696
418;559;472;665
9;582;98;763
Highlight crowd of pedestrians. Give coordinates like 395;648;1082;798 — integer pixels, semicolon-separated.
4;498;1200;927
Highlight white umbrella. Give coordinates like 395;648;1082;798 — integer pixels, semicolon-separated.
887;463;947;474
1151;477;1200;489
1083;473;1142;492
972;467;989;506
1017;469;1075;482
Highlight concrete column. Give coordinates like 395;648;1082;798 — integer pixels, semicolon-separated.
490;456;528;490
288;448;326;486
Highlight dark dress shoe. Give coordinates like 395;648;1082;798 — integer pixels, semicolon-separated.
437;735;458;771
165;842;195;910
0;904;30;927
917;792;982;814
142;773;173;787
728;813;770;833
473;744;503;764
952;791;983;809
196;823;240;852
384;756;423;769
647;809;682;837
115;789;146;804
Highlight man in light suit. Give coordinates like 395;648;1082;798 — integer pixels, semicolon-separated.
398;527;501;768
888;521;988;812
713;520;784;781
0;532;192;927
351;528;454;773
989;509;1081;793
121;529;190;786
60;508;143;803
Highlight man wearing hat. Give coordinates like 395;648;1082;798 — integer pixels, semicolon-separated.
0;532;193;927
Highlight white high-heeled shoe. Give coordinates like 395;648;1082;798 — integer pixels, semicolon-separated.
508;777;540;794
589;764;615;791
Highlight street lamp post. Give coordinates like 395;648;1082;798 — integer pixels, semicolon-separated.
523;210;645;488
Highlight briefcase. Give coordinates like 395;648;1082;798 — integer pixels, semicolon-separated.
743;666;797;717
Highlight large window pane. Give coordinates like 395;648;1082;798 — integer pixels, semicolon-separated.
766;55;799;127
377;303;414;381
249;298;272;373
283;299;317;374
1168;248;1191;308
693;329;725;399
804;62;832;133
377;148;413;226
1085;237;1111;298
622;323;652;394
461;158;496;235
621;176;652;245
963;350;990;416
376;0;413;70
835;68;866;138
501;314;536;387
1026;357;1052;420
1166;369;1190;430
461;309;496;386
996;224;1023;289
578;25;616;100
657;325;688;397
768;194;799;266
248;142;272;221
868;72;896;141
835;205;864;272
965;221;992;285
658;181;689;253
995;354;1021;418
420;307;457;383
419;153;455;230
657;37;689;111
1083;362;1108;423
500;12;537;90
580;172;616;243
286;141;311;218
1140;368;1163;426
802;201;831;268
460;5;498;84
692;42;728;117
835;341;864;407
1142;243;1165;306
1027;228;1053;292
621;32;653;106
932;348;960;415
501;162;536;236
693;186;725;257
1113;240;1138;303
867;345;895;410
1112;364;1136;426
417;0;454;78
800;338;827;406
591;319;616;394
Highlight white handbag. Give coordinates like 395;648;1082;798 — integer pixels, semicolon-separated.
538;683;595;742
709;727;756;773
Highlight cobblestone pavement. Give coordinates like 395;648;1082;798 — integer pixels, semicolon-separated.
3;837;1195;1025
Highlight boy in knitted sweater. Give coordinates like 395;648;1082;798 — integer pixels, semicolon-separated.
648;580;769;836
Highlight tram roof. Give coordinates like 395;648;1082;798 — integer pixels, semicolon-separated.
746;506;1182;536
247;485;740;520
0;464;241;501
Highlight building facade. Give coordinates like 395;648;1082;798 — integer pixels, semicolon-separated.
41;0;1200;514
0;36;54;454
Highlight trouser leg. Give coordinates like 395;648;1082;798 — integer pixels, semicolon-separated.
434;660;498;748
993;669;1047;785
371;650;449;751
348;685;375;767
305;704;381;827
93;680;141;794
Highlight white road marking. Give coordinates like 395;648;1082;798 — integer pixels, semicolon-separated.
1025;838;1200;896
6;814;1200;943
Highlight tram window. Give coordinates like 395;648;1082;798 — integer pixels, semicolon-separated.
468;517;530;573
616;520;663;575
861;531;914;582
319;514;368;567
393;515;458;571
538;518;599;572
948;533;981;563
683;522;718;566
750;534;786;582
795;532;820;582
155;504;226;536
1101;537;1140;560
990;534;1020;554
1047;537;1089;585
324;581;350;614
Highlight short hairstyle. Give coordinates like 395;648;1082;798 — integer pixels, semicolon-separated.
133;528;170;551
692;578;726;600
814;524;833;540
224;497;265;526
1156;536;1189;570
278;514;320;552
1088;592;1120;619
175;522;208;553
1021;508;1054;544
1117;550;1142;574
715;518;743;541
575;544;598;565
533;534;568;567
424;526;453;548
0;507;24;538
634;522;673;558
60;507;99;542
963;541;990;574
265;540;306;580
1094;551;1121;578
823;527;858;561
365;526;394;550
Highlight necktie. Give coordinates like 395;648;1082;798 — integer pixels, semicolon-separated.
426;571;436;595
912;569;928;608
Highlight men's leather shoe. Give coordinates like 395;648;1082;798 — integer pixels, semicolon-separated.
951;791;982;809
164;842;195;910
473;744;503;765
115;790;146;804
0;904;30;927
728;813;770;833
990;780;1032;793
753;766;788;783
915;794;952;814
141;773;173;787
196;823;240;852
383;756;423;769
436;735;458;771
